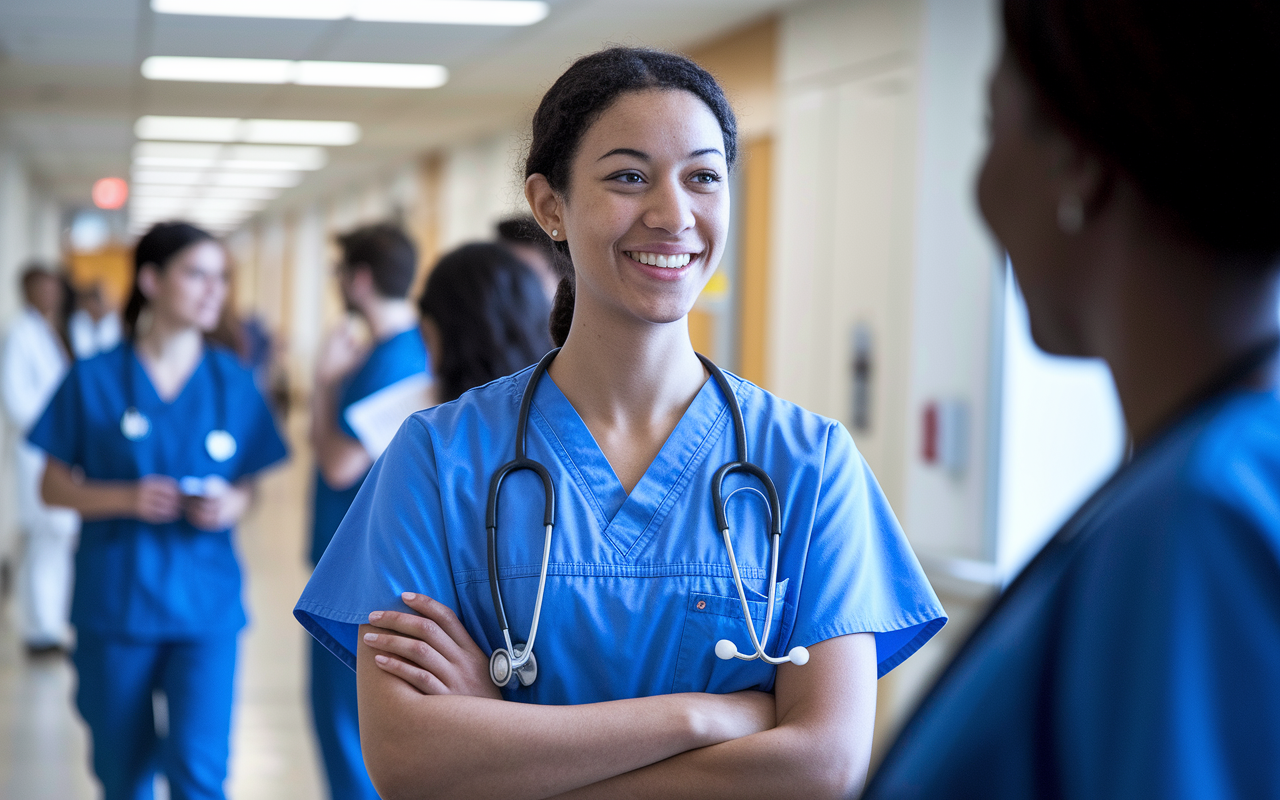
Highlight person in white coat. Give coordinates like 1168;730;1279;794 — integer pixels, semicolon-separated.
2;264;80;654
68;282;122;360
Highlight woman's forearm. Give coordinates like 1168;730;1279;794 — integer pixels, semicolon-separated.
554;634;878;800
41;458;135;519
356;630;775;800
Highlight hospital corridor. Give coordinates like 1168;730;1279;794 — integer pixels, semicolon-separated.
1;0;1278;798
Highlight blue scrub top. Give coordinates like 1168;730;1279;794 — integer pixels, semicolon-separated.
310;328;429;565
296;366;945;704
28;343;289;639
865;389;1280;800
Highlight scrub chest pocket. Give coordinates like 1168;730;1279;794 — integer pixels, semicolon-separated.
672;580;790;694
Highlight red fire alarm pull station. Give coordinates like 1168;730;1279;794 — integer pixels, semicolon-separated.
921;399;969;477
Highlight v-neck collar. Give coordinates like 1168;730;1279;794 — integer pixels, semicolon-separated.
128;343;208;409
527;371;740;559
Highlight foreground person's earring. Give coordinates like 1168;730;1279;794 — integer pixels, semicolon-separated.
1057;194;1085;233
551;229;558;238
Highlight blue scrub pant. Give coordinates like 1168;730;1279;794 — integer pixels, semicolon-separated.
310;638;379;800
74;632;238;800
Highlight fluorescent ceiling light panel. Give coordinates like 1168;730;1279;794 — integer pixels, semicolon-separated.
132;169;302;188
142;56;292;84
131;185;281;200
143;56;448;89
133;143;328;170
152;0;549;26
135;116;360;146
294;61;447;88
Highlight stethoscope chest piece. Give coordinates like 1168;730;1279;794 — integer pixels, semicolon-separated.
489;643;538;689
121;408;151;441
205;429;237;462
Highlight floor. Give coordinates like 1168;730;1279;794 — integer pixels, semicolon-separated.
0;415;325;799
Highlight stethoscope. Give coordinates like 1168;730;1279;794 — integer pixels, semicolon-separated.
486;348;809;689
119;342;238;464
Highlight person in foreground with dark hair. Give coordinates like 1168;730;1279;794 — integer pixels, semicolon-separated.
306;222;430;800
496;215;561;301
864;2;1280;798
295;46;943;799
417;241;553;403
29;221;288;799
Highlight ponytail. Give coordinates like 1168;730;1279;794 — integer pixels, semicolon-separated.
549;275;574;347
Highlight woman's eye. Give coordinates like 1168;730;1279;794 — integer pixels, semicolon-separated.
610;171;645;185
690;171;722;185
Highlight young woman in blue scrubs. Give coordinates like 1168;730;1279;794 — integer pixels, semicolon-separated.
32;222;288;800
863;2;1280;798
296;48;945;799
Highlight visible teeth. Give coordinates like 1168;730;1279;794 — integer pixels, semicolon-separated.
626;251;692;268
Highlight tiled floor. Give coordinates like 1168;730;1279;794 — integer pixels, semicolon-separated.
0;416;326;799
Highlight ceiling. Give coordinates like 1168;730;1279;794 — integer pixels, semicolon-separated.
0;0;795;222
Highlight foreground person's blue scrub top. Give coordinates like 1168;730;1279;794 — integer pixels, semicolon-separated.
310;327;429;564
28;343;288;638
297;366;944;702
865;389;1280;800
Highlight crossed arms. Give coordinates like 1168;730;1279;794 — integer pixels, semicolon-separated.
356;592;878;800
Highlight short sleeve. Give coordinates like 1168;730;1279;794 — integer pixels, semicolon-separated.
27;367;83;468
231;375;289;479
788;423;946;677
294;414;457;670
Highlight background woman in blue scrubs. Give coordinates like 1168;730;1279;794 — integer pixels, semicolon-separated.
296;48;944;799
864;2;1280;798
31;222;288;800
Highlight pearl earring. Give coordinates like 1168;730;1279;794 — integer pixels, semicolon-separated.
551;229;558;238
1057;194;1084;233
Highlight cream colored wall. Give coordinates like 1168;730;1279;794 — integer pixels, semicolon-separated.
772;0;1004;754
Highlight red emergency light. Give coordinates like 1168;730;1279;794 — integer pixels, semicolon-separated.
92;177;129;210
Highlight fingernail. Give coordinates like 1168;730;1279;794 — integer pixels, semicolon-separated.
402;592;417;602
369;611;383;622
374;655;388;665
364;632;378;643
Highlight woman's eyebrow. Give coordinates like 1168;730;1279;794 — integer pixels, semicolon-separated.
596;147;725;162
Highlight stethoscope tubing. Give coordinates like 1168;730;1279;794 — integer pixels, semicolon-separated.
486;348;802;688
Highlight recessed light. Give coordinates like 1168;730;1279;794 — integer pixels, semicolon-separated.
135;116;360;146
151;0;549;26
142;56;448;89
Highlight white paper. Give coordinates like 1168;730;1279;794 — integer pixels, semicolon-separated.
343;373;435;459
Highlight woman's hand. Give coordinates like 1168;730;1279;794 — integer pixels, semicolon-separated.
183;482;253;531
133;475;182;524
362;592;502;700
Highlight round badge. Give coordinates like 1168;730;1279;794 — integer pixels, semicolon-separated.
120;408;150;441
205;430;237;463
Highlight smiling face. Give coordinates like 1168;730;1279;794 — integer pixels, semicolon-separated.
532;88;730;332
139;239;229;333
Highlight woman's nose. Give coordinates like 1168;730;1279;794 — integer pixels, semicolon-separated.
642;178;696;234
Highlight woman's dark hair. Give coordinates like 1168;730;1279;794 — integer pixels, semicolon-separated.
418;242;553;402
526;47;738;345
124;221;216;339
1003;0;1280;258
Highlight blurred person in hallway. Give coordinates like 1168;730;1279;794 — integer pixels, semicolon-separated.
68;281;122;360
864;2;1280;798
307;223;428;800
496;215;560;301
416;241;553;403
1;263;79;654
29;222;289;800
